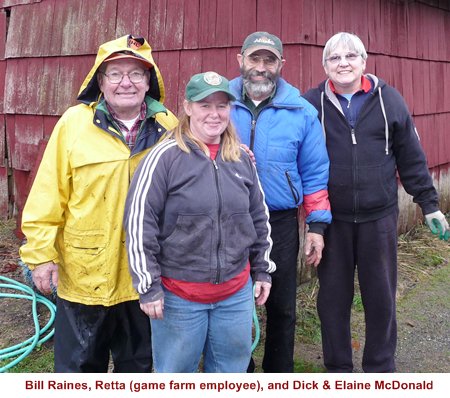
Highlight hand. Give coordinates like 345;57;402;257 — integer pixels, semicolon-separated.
32;261;58;295
254;281;271;306
140;298;164;319
425;211;449;241
304;232;325;267
240;144;256;164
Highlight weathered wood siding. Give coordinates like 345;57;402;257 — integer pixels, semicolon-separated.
0;0;449;237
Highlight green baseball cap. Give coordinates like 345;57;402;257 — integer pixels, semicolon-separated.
241;31;283;59
185;71;236;102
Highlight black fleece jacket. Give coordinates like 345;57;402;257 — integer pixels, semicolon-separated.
303;74;439;223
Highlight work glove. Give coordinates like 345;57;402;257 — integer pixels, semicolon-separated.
424;210;449;241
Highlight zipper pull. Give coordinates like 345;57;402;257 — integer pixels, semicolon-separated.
351;128;357;144
212;159;218;170
347;99;351;109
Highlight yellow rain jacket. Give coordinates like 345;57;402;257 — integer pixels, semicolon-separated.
20;35;178;306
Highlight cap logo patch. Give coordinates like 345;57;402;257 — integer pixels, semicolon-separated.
203;71;222;86
127;36;145;50
253;37;275;46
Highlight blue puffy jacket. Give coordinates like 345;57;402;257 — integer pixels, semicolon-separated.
230;77;332;226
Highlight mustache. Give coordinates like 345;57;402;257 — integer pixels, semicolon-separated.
247;70;271;78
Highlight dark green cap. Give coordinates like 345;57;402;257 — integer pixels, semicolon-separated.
185;72;236;102
241;31;283;59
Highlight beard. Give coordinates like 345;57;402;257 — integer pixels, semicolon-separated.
241;66;280;99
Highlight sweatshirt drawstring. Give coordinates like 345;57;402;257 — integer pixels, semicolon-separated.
378;87;389;155
320;91;326;140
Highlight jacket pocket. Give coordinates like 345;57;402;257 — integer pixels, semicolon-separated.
160;215;213;270
224;213;258;267
285;171;300;205
357;163;397;212
61;227;107;296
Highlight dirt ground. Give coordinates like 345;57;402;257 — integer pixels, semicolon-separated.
295;225;450;373
0;219;449;373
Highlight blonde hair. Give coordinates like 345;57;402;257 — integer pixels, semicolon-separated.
166;110;242;162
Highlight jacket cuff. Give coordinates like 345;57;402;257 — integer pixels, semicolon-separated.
139;283;164;304
253;272;272;285
308;222;328;235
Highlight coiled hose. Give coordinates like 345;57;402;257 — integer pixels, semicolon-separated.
0;275;56;373
0;275;259;371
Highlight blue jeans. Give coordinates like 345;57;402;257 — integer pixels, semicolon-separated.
151;278;253;373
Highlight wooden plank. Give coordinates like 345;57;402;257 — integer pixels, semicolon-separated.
0;60;5;112
5;0;54;58
198;0;217;48
313;0;334;46
215;0;233;48
201;48;229;79
281;0;302;44
367;0;384;54
405;4;418;59
178;49;202;112
58;0;117;56
149;0;184;51
0;11;6;60
256;0;281;38
436;114;448;166
182;0;200;49
43;115;59;140
231;0;257;47
0;114;5;167
55;55;95;115
332;0;368;49
400;58;414;115
391;1;409;58
299;44;313;94
421;61;431;115
4;56;93;116
282;45;301;92
225;47;241;81
154;50;181;114
429;62;444;114
6;0;116;57
116;0;150;39
411;59;425;116
444;62;450;113
0;166;8;220
6;114;44;171
12;168;29;236
310;46;325;89
0;0;40;6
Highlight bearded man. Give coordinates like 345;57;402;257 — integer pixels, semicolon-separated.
229;31;332;373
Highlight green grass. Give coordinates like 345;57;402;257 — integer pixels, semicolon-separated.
293;358;324;373
0;344;54;373
352;293;364;312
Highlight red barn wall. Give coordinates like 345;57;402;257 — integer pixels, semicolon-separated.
0;0;449;235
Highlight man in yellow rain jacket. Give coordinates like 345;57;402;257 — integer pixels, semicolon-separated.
19;34;178;372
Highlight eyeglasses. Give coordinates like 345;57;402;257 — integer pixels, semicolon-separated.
326;53;360;65
101;71;146;84
245;54;279;67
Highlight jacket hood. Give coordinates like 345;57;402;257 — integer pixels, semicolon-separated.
77;35;166;105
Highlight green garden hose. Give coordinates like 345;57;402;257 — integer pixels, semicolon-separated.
0;275;56;373
251;284;261;352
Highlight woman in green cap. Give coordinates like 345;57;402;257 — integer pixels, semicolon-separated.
124;71;276;372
